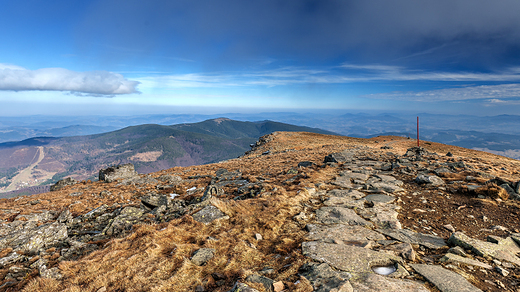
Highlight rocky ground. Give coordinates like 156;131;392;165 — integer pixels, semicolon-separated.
0;132;520;291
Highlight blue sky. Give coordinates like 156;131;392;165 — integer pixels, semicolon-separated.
1;0;520;116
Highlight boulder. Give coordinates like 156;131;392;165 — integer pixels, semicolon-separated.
102;207;144;237
50;177;78;191
99;163;138;183
415;174;444;186
0;222;68;254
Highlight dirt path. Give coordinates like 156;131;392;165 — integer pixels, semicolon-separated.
5;146;45;191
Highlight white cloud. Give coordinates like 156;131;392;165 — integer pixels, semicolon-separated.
0;64;140;95
362;84;520;102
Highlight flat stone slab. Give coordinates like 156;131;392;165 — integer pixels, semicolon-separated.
369;182;405;193
302;241;406;279
327;189;365;199
439;253;492;270
350;273;429;292
339;171;369;181
448;232;520;265
323;196;365;209
331;176;353;188
410;264;482;292
316;207;372;226
363;194;396;204
305;224;386;243
377;229;446;249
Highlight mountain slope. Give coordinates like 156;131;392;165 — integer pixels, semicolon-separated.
0;119;338;193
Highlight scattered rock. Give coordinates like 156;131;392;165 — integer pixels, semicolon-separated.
439;253;492;270
191;248;215;266
448;232;520;265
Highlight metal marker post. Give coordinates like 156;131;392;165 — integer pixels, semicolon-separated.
417;116;420;147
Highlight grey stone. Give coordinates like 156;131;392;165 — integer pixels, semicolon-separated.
448;232;520;265
245;274;274;291
192;205;229;224
415;174;444;186
191;248;215;266
102;207;144;237
410;264;482;292
50;177;78;191
324;152;355;163
440;253;492;269
302;241;407;279
0;222;68;254
350;273;429;292
141;193;168;209
299;262;353;292
83;204;109;220
315;207;372;226
99;163;138;183
377;228;447;249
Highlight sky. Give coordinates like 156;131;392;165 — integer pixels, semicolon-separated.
1;0;520;116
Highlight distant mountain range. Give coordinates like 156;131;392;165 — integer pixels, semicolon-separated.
0;118;336;194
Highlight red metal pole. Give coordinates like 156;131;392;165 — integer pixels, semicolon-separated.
417;116;420;147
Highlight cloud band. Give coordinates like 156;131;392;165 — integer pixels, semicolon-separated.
0;64;140;95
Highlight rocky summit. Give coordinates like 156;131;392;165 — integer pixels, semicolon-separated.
1;132;520;291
